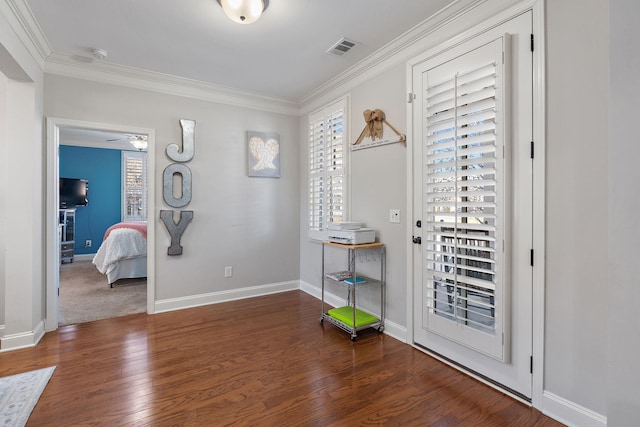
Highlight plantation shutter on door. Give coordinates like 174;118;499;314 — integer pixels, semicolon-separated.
308;98;347;240
423;38;507;360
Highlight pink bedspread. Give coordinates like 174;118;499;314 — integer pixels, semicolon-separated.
103;222;147;241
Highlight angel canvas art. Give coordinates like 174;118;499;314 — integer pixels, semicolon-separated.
247;131;280;178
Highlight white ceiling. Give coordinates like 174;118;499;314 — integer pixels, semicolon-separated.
24;0;458;102
59;128;146;150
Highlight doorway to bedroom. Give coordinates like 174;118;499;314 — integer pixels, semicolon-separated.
46;119;156;330
58;128;147;325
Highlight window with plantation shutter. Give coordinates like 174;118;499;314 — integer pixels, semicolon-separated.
308;98;348;240
122;151;147;222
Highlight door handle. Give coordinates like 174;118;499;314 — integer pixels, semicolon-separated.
416;220;422;228
412;236;422;244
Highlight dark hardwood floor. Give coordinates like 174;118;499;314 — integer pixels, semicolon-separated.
0;291;562;426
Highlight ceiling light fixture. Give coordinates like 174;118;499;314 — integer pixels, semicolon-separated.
129;135;148;151
216;0;269;24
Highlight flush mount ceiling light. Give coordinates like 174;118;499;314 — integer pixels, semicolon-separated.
216;0;269;24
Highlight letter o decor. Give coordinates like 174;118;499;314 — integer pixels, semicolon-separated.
163;163;192;208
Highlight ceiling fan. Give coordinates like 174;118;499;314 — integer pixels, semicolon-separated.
106;134;148;150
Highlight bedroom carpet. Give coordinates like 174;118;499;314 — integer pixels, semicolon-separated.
59;260;146;326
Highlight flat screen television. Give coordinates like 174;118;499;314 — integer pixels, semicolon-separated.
59;178;88;208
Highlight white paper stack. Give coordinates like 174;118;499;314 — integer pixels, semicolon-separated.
328;222;363;231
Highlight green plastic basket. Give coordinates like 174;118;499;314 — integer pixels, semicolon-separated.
327;306;378;327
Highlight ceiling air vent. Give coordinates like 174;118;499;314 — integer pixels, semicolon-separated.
326;37;357;56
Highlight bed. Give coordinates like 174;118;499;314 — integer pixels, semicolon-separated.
92;221;147;287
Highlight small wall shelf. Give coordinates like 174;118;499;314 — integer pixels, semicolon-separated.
319;241;386;341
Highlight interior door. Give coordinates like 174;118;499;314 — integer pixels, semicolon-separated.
412;12;533;398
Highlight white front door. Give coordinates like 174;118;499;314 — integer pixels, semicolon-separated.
411;12;533;398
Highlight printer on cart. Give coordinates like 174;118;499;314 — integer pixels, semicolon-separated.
327;222;376;245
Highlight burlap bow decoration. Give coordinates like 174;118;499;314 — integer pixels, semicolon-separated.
364;109;385;140
354;108;405;146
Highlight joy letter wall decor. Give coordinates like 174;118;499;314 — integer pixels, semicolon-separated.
160;119;195;255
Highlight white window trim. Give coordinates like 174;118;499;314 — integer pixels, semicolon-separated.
308;96;350;241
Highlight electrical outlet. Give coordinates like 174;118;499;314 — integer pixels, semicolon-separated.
224;266;233;278
85;239;92;248
389;209;401;223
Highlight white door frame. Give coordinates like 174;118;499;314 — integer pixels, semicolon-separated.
45;117;156;331
404;0;546;407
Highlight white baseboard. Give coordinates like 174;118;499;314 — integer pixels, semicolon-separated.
73;253;95;262
154;280;300;313
0;320;45;352
299;280;407;343
542;391;607;427
379;318;407;342
299;279;344;309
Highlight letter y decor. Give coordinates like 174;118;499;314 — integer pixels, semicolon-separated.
160;210;193;256
161;119;196;255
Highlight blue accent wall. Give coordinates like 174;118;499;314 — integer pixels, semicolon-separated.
59;145;122;255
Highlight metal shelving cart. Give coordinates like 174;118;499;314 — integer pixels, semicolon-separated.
319;241;386;341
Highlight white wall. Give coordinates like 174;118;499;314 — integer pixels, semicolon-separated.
608;1;640;424
348;64;408;327
4;79;41;336
0;70;6;328
544;0;609;417
0;4;46;349
43;75;301;305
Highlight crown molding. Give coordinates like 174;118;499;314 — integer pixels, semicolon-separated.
44;53;300;116
6;0;496;117
5;1;299;114
1;0;51;68
5;0;299;114
297;0;490;113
